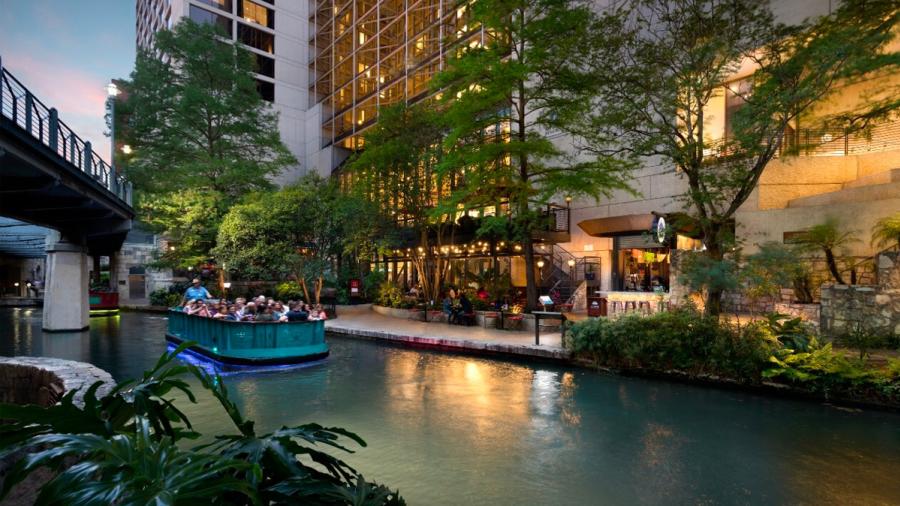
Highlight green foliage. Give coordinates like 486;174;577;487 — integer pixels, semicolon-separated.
578;0;900;315
214;174;362;282
566;308;900;403
149;288;181;308
871;212;900;251
763;313;816;352
838;322;898;361
431;0;635;310
677;251;741;300
275;280;306;301
362;270;386;302
741;242;816;304
794;217;859;285
118;19;296;267
0;343;404;505
566;307;778;380
376;281;404;309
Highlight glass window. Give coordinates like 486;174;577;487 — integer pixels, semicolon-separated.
256;79;275;102
238;23;274;53
238;0;274;29
189;5;232;36
195;0;232;13
253;53;275;78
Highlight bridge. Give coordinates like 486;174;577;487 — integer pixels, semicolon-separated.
0;56;134;331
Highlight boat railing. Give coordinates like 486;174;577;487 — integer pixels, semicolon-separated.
167;310;326;353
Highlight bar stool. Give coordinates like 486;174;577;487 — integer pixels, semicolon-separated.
624;300;637;313
638;301;652;315
608;300;621;316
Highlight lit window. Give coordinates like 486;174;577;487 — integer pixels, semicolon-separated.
238;0;274;29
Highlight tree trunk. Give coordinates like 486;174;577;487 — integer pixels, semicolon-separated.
824;249;846;285
704;244;725;318
299;277;310;303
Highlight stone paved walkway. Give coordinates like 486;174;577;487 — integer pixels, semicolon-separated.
325;304;570;362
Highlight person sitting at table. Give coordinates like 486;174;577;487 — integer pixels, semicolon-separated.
442;294;454;323
457;293;473;324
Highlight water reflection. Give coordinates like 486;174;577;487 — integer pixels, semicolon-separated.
2;309;900;505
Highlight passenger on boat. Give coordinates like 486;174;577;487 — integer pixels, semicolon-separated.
285;302;309;322
211;303;229;319
241;302;257;321
255;304;276;322
224;305;241;321
182;278;212;304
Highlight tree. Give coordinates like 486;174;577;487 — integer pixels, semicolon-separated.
795;217;859;285
214;175;372;302
872;212;900;251
344;103;455;304
119;19;296;267
579;0;900;316
431;0;634;311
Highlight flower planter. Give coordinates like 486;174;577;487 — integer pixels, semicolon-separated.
477;311;500;328
503;316;524;330
427;310;447;323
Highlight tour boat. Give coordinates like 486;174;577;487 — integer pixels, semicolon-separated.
89;291;120;316
165;310;329;366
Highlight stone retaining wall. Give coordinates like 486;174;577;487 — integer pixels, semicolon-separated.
819;252;900;338
0;357;114;408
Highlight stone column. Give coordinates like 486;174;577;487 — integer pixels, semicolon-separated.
43;233;90;332
108;251;120;291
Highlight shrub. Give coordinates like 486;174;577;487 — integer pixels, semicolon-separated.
376;281;404;308
0;343;404;505
274;280;305;301
363;270;387;301
566;307;778;381
149;288;171;307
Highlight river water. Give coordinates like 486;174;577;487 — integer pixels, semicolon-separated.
2;308;900;505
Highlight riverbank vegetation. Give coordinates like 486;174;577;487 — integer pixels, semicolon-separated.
0;343;404;505
566;308;900;407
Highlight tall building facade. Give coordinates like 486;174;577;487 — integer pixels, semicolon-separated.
136;0;314;183
135;0;900;303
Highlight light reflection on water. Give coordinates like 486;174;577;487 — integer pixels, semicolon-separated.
2;309;900;505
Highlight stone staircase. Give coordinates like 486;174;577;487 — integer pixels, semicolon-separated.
788;168;900;208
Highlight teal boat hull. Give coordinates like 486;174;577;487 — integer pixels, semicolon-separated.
166;310;329;366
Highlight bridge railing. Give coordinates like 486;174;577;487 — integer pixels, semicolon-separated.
0;59;132;206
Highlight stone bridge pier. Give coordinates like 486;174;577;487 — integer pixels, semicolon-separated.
42;232;91;332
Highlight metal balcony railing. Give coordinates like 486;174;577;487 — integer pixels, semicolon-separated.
0;58;132;206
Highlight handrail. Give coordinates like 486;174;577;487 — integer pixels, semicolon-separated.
700;121;900;159
0;57;132;207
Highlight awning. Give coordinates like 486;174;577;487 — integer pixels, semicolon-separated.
577;214;655;237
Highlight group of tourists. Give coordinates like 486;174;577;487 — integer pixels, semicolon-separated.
180;279;327;322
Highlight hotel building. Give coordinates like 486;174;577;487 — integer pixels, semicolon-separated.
135;0;900;304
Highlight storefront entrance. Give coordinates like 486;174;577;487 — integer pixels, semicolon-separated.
612;235;670;292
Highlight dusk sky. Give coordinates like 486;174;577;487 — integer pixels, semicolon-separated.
1;1;136;161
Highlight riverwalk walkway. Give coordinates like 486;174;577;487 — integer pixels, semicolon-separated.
325;304;570;362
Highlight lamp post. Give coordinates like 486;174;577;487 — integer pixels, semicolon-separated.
106;82;120;174
223;282;232;303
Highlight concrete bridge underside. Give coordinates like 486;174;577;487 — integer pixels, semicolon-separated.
1;69;134;331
